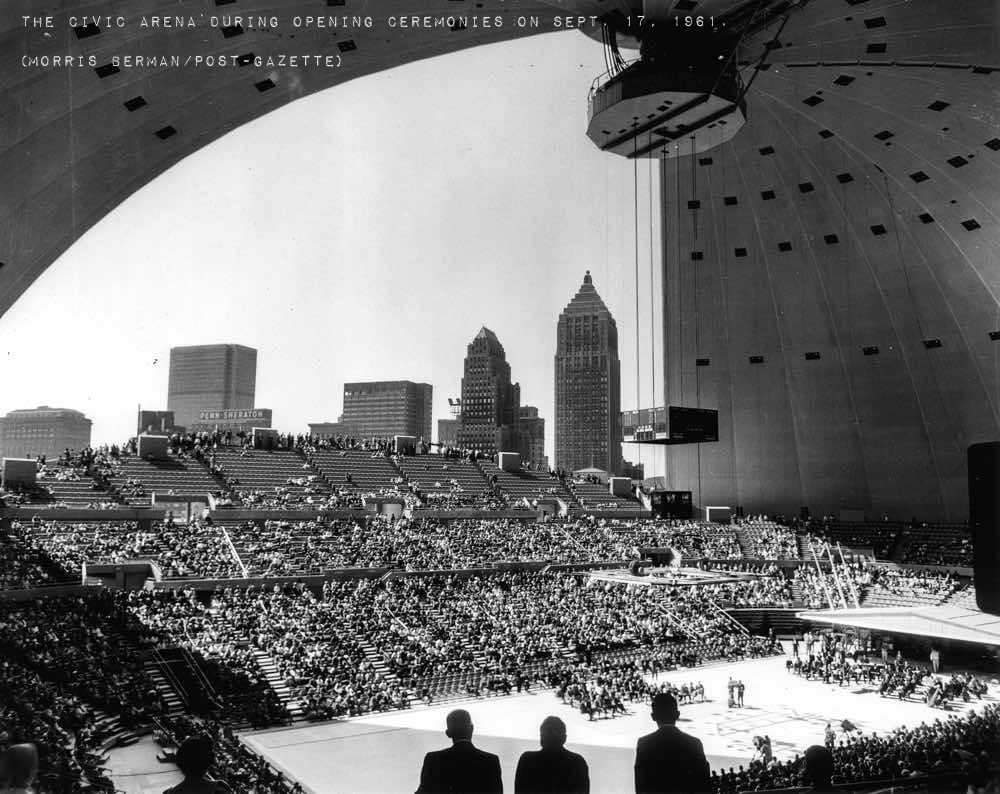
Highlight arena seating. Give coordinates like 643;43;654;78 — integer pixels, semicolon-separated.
733;519;800;559
0;524;78;589
14;519;243;580
898;524;974;567
1;438;993;793
35;463;119;507
211;447;330;507
396;454;489;495
109;454;221;504
309;448;404;495
568;479;641;511
814;521;902;559
478;459;577;503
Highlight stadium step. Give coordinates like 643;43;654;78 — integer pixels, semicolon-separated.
141;660;185;715
251;649;305;720
796;535;812;560
734;527;753;558
357;638;404;688
888;529;909;562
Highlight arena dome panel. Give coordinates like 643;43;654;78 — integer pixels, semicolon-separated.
1;0;998;520
652;1;1000;520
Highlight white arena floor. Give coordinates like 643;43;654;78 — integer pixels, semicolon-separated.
239;654;999;794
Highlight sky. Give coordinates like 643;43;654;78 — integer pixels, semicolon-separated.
0;30;664;472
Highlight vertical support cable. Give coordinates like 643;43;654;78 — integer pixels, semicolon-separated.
649;153;656;412
634;126;641;416
691;137;703;505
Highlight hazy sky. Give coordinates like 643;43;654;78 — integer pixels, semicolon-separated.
0;31;663;471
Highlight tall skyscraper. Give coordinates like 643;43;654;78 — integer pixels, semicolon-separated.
0;406;92;459
457;327;520;457
341;381;433;440
554;271;622;474
167;344;257;429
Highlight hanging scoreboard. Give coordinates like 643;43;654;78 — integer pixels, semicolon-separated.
622;406;719;445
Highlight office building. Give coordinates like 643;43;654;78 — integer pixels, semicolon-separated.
341;381;433;440
554;271;622;475
167;344;257;429
0;406;92;459
518;406;547;470
308;421;359;439
437;398;462;448
457;327;520;457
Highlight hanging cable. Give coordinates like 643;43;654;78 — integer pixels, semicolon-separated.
634;123;641;416
691;136;703;505
649;152;656;413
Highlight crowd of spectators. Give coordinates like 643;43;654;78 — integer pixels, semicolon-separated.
695;563;794;607
711;703;1000;792
13;518;243;580
153;715;303;793
734;518;800;559
0;528;76;590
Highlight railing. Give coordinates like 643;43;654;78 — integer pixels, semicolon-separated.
153;648;190;706
220;525;248;578
708;598;751;636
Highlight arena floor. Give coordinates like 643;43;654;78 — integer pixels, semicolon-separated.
240;655;999;794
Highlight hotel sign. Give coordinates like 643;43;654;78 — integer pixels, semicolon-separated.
198;409;270;422
191;408;272;430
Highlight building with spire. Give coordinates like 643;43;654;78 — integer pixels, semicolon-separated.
554;271;622;475
457;327;521;457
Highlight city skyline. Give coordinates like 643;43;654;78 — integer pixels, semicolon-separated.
0;33;663;472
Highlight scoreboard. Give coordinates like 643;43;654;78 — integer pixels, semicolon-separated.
667;406;719;443
622;405;719;445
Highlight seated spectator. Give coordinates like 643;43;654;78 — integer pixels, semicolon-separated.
515;716;589;794
415;709;502;794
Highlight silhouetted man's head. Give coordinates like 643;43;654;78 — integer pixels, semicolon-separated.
446;709;474;742
0;743;38;788
539;716;567;750
651;692;680;726
175;734;214;780
803;745;834;789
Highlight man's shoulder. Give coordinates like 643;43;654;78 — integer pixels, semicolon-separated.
448;743;499;762
472;745;501;763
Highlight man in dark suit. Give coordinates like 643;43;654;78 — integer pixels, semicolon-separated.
514;716;589;794
416;709;503;794
634;692;711;794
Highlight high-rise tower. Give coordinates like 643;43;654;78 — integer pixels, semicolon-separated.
554;272;622;475
457;327;520;457
167;344;257;430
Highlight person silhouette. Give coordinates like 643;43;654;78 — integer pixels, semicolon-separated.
0;743;38;794
163;735;232;793
802;745;835;791
634;692;711;793
514;716;589;793
416;709;503;794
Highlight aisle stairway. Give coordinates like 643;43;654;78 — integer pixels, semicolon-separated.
251;649;305;721
142;660;185;715
734;527;753;558
357;637;406;691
